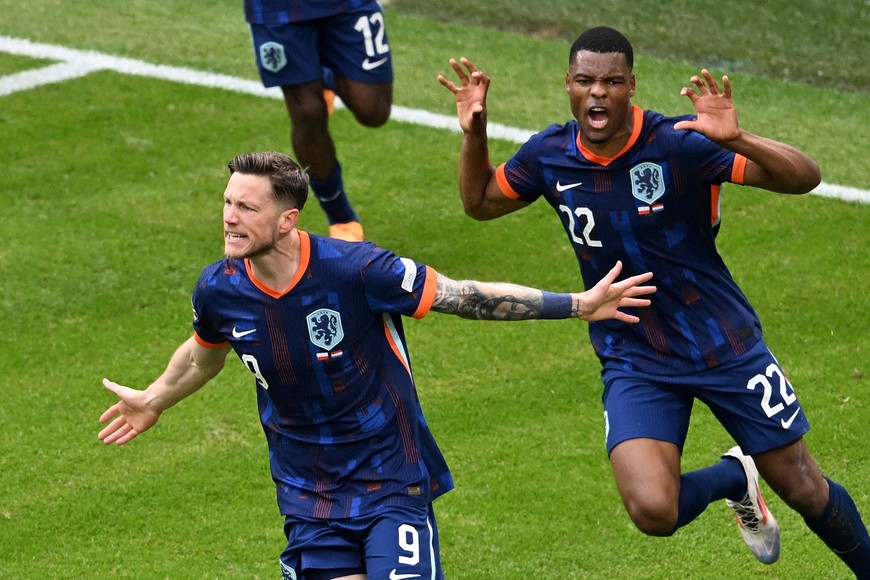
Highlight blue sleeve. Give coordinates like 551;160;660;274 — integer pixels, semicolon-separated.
500;129;554;202
670;116;738;184
361;246;437;318
191;266;225;345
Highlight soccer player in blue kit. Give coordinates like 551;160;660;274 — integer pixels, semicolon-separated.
245;0;395;241
97;151;656;580
438;26;870;577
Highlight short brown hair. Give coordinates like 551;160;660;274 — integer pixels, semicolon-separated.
228;151;309;210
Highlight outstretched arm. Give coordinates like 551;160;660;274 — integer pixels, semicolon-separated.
674;69;821;194
431;261;655;323
438;57;528;220
98;336;231;445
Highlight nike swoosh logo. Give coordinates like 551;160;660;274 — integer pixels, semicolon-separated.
362;56;389;71
232;327;257;339
389;571;421;580
556;181;583;192
781;407;801;429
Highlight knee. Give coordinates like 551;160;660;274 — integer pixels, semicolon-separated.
337;83;392;127
757;444;831;517
775;474;830;517
350;101;391;127
284;90;330;130
624;497;679;537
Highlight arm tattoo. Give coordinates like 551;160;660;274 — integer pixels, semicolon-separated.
431;276;545;320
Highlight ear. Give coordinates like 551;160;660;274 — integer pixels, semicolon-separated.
279;208;300;234
629;73;636;97
565;71;571;93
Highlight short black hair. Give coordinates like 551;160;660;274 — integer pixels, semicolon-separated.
569;26;634;69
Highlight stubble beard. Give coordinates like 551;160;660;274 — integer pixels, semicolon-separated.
226;233;278;261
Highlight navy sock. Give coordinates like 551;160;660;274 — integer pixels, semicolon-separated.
321;66;336;91
675;457;746;531
308;162;358;225
804;477;870;577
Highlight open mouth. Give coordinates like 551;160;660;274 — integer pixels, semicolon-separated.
588;106;608;129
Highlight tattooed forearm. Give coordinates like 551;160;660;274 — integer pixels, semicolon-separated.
427;262;656;325
432;276;547;320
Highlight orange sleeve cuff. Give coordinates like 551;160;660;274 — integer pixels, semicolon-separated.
495;163;522;200
731;154;748;184
411;266;438;319
194;331;229;349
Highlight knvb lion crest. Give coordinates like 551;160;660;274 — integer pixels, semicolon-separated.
306;308;344;350
630;162;666;203
259;41;287;73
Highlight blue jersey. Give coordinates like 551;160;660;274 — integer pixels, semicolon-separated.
244;0;378;25
497;106;760;375
192;231;453;518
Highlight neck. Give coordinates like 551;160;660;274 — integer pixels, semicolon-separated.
248;229;301;292
580;104;637;160
583;131;630;159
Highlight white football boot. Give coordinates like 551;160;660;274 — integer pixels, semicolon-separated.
723;446;781;564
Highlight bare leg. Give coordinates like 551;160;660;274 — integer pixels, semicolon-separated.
281;81;359;231
753;438;828;517
281;81;336;181
610;438;682;535
334;78;392;127
755;438;870;576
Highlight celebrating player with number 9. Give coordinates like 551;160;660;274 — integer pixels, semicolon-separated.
98;151;655;579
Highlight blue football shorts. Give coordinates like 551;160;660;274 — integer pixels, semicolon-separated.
279;504;443;580
249;3;393;88
601;339;810;456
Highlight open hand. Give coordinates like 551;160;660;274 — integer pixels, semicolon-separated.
437;57;490;133
98;378;161;445
673;69;740;143
578;261;656;323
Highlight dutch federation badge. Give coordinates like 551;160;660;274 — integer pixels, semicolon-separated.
259;41;287;73
307;308;344;351
630;162;666;204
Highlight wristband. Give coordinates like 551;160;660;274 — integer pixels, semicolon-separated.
540;291;574;319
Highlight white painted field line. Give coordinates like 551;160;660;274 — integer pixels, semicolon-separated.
0;60;106;96
0;35;283;99
0;35;866;204
808;183;870;204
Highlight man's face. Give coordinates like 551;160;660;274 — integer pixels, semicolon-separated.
565;50;635;149
222;172;291;259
